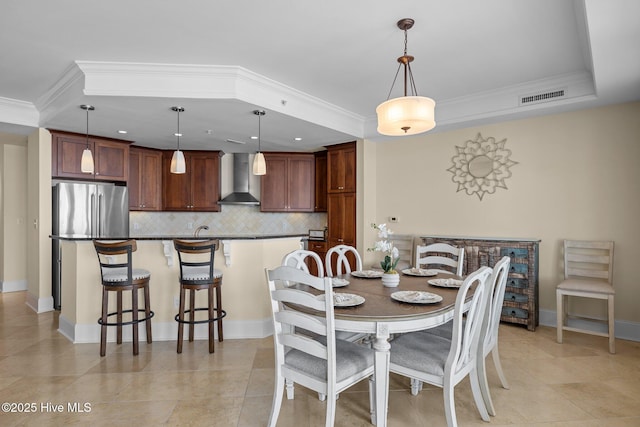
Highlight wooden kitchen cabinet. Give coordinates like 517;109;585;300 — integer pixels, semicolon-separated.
306;240;328;276
327;192;356;247
260;153;314;212
129;147;162;211
327;142;356;193
162;150;222;211
314;151;327;212
51;130;130;182
420;235;540;331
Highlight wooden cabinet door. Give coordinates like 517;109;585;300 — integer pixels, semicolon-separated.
314;152;327;212
327;192;356;245
130;147;162;210
288;155;314;212
307;240;328;276
327;143;356;193
162;151;190;210
260;155;288;212
52;131;129;181
190;152;220;211
94;139;129;181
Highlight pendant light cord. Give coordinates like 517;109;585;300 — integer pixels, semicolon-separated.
176;108;181;151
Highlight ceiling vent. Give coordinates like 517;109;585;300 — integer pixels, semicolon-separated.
519;88;566;106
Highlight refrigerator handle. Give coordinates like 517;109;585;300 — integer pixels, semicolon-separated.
98;193;103;237
90;193;95;237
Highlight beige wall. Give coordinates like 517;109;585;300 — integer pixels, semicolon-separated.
362;102;640;323
0;134;28;291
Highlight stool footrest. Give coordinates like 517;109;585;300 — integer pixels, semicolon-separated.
98;309;155;327
175;307;227;325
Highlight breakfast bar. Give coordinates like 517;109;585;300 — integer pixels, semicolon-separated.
52;234;305;344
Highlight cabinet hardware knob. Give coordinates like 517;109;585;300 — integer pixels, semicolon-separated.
511;310;516;316
511;295;516;300
510;251;515;257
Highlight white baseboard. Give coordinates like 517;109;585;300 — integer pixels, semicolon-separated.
58;315;273;344
0;279;27;293
539;309;640;342
25;292;54;313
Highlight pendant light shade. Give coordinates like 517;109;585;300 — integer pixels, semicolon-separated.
170;106;186;174
80;105;95;174
252;110;266;176
376;18;436;136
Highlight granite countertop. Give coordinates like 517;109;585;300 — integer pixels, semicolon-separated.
50;233;307;241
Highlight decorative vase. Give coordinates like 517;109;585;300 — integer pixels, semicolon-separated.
381;272;400;288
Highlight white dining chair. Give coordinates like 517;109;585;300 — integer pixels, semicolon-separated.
325;244;363;277
282;249;325;277
389;266;493;427
556;239;615;353
415;256;511;417
265;265;374;427
415;243;465;276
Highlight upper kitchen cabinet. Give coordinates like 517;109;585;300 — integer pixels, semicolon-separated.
162;150;222;211
314;151;327;212
51;130;130;182
327;141;356;193
129;147;162;211
261;153;315;212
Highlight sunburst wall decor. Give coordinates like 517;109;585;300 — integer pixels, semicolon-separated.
447;133;518;201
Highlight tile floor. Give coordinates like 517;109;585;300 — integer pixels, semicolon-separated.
1;290;639;426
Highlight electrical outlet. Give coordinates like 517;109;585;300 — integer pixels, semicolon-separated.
187;222;193;229
390;216;399;223
173;296;180;308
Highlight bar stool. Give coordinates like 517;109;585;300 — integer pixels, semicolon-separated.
93;240;154;357
173;239;226;353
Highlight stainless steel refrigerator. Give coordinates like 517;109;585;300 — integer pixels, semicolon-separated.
52;181;129;309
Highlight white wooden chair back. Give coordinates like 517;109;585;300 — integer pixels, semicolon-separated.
282;249;324;277
564;240;614;283
482;256;510;354
325;244;363;277
415;243;465;276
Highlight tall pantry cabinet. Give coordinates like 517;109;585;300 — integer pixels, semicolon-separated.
326;142;357;271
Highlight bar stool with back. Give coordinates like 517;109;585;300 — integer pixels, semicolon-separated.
93;239;154;357
173;239;226;353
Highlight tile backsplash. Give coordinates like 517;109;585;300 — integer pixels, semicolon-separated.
130;205;327;236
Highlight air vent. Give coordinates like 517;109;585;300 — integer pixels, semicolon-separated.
519;88;566;106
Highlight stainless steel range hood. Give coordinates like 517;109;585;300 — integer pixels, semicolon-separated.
219;153;260;205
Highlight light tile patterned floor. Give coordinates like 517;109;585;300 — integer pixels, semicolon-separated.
1;290;639;426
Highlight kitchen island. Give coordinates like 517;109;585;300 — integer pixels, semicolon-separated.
52;234;305;344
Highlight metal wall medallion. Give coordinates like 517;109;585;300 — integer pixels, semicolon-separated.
447;133;518;200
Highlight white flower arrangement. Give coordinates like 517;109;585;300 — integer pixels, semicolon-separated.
368;223;399;274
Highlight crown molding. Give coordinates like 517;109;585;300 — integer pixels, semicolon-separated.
0;96;39;128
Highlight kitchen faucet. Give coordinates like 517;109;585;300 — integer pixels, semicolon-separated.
194;225;210;237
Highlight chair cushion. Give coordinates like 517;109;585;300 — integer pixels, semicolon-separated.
102;268;151;283
390;332;451;376
284;338;373;382
557;277;614;295
181;266;223;280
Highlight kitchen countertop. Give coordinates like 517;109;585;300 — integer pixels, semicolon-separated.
50;233;307;241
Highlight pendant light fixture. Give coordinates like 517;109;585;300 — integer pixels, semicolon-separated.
170;106;186;174
252;110;266;175
376;18;436;136
80;104;95;174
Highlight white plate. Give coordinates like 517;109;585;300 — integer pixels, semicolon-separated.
331;278;350;287
317;293;365;307
391;291;443;304
402;268;438;277
350;270;384;278
428;278;464;288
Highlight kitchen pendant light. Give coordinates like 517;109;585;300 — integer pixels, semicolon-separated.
80;105;95;174
170;106;186;174
252;110;266;175
376;18;436;136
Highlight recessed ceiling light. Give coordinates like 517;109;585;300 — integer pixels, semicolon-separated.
174;133;182;137
250;136;258;140
117;130;127;134
294;137;302;141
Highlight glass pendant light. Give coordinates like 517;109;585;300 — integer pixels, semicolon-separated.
252;110;266;175
80;105;95;174
170;106;186;174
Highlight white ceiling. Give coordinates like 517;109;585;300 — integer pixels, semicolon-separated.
0;0;638;153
